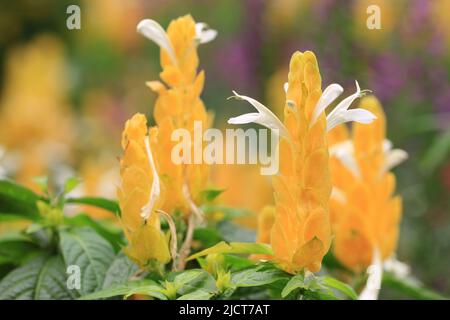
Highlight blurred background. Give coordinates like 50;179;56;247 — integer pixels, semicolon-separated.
0;0;449;297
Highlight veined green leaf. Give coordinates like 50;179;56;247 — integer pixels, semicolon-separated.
177;289;214;300
231;266;288;288
0;179;41;218
102;252;139;290
79;280;166;300
171;269;217;296
0;255;75;299
0;238;42;266
281;274;308;298
187;241;272;261
321;276;357;300
64;214;123;251
59;227;115;296
65;197;120;216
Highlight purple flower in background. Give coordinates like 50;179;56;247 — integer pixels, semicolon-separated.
215;0;264;94
369;53;406;101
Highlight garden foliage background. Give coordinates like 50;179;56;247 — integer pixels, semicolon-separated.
0;0;449;298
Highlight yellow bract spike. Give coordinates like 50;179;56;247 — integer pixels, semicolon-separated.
330;96;403;271
118;113;170;268
148;15;211;215
270;51;332;274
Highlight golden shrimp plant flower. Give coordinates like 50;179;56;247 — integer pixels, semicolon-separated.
228;51;376;274
328;96;407;299
118;113;170;268
137;15;216;214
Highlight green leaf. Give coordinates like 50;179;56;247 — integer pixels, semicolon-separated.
187;241;272;261
177;289;214;300
63;177;80;195
382;272;447;300
281;274;308;298
102;252;139;290
79;280;166;300
231;264;288;288
0;179;41;218
0;255;76;299
0;213;38;223
65;197;120;216
201;189;225;202
64;214;124;251
0;238;42;265
172;269;217;296
420;129;450;174
193;227;224;248
321;276;357;300
59;227;115;295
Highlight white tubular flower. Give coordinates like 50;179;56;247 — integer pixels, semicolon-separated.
140;136;161;221
227;91;290;139
383;256;411;279
382;140;408;173
359;248;383;300
195;23;217;44
137;19;177;66
310;83;344;126
329;140;360;178
310;81;377;132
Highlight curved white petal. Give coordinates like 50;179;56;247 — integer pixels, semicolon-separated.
227;91;289;139
384;148;408;172
141;136;161;220
330;140;360;178
383;256;410;279
383;139;393;153
195;22;217;44
327;108;377;132
137;19;177;65
331;187;347;203
310;83;344;127
359;248;383;300
283;82;289;93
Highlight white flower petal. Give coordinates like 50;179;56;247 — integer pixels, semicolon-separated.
330;140;360;178
331;187;347;203
383;139;393;153
283;82;289;93
310;83;344;127
359;248;383;300
228;113;260;125
327;108;377;132
227;91;289;139
383;256;410;279
137;19;177;65
141;136;161;220
195;22;217;44
383;148;408;172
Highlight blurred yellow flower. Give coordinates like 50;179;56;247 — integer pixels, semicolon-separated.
138;15;216;215
117;113;170;268
0;35;74;191
330;96;406;272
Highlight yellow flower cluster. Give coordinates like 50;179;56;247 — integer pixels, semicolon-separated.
270;51;332;273
146;15;212;214
329;96;404;271
118;114;170;268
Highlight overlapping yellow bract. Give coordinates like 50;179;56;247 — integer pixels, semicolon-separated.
330;96;402;271
118;114;170;268
270;51;332;273
147;15;211;214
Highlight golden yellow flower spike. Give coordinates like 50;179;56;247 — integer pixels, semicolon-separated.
270;52;332;273
331;96;406;271
229;51;376;274
138;15;216;215
118;113;170;268
328;96;407;299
